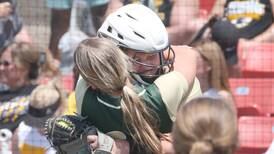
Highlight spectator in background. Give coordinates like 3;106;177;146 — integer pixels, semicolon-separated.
47;0;110;59
109;0;208;45
0;0;31;55
58;27;88;75
192;39;235;108
209;0;274;77
168;0;209;45
0;0;32;92
0;42;59;131
172;97;238;154
12;82;66;154
0;1;12;17
211;0;274;43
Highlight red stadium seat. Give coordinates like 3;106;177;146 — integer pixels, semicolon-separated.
238;42;274;78
236;116;274;154
237;104;262;117
229;78;274;116
200;0;216;13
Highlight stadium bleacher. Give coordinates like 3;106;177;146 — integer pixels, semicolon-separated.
238;42;274;78
230;78;274;117
236;116;274;154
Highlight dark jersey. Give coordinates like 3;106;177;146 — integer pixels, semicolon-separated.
224;0;274;38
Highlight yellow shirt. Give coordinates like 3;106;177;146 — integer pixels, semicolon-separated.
64;91;77;115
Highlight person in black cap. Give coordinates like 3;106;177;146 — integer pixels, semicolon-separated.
210;19;242;77
211;19;239;65
209;0;274;77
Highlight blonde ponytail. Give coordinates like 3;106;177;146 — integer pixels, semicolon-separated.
172;97;238;154
121;85;161;153
190;141;213;154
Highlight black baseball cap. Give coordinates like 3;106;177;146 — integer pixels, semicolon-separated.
211;19;240;65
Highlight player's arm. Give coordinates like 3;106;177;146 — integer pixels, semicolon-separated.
155;46;202;121
171;45;198;85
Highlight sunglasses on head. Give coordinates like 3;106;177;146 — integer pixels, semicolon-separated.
0;60;11;66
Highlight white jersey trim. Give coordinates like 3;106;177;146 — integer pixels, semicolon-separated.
75;76;90;114
97;96;121;109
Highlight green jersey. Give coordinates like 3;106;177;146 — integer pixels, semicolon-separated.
76;71;201;140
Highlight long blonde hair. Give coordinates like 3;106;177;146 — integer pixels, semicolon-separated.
9;42;59;80
173;97;238;154
193;39;230;91
74;38;161;153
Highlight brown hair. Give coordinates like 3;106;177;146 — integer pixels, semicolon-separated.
74;38;161;153
193;39;230;92
9;42;59;80
173;97;238;154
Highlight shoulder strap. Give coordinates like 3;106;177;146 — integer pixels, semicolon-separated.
189;15;219;45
